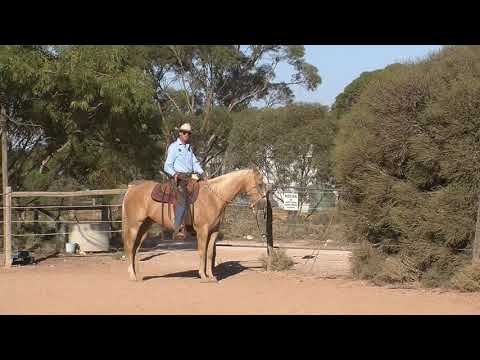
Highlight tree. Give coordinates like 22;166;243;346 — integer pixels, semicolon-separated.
335;45;480;287
0;45;162;192
1;45;321;190
331;69;385;120
145;45;321;174
224;103;335;213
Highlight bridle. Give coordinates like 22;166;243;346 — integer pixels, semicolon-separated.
204;171;268;240
244;183;267;209
204;172;267;209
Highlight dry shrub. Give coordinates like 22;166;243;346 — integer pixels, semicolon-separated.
351;241;385;280
451;263;480;292
336;46;480;290
373;256;421;285
259;248;295;271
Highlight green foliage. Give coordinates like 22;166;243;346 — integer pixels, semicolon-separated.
331;69;384;119
1;45;320;193
336;45;480;288
225;103;335;188
1;45;163;191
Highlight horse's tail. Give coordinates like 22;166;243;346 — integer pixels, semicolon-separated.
120;181;147;238
121;186;132;245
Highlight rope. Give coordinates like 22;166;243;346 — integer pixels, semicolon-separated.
302;210;336;272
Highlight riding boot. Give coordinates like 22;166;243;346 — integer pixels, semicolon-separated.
172;224;186;241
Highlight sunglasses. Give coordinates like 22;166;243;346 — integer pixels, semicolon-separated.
180;131;191;135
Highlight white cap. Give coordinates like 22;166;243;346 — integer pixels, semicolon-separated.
178;123;192;133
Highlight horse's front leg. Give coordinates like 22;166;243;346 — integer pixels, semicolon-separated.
196;226;213;282
206;231;219;282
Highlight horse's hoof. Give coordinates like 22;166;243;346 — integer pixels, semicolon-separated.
201;278;218;283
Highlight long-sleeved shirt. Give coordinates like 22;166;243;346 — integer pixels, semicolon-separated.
164;138;204;177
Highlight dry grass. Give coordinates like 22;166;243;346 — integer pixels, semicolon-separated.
451;263;480;292
259;248;295;271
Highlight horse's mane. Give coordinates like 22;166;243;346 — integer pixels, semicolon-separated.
205;169;260;196
207;169;253;185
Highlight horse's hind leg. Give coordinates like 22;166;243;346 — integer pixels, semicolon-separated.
124;218;151;281
131;218;153;281
125;225;140;281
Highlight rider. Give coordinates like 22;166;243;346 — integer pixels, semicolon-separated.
164;123;206;240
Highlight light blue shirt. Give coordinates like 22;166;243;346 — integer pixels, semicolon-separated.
164;138;204;176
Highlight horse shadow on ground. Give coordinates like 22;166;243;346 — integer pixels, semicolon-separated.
140;238;198;252
142;260;262;282
140;252;166;262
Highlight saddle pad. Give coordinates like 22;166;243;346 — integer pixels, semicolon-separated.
185;180;200;203
151;182;176;203
151;179;201;204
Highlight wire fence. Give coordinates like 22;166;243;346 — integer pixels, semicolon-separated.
1;186;343;257
221;187;343;247
0;190;125;256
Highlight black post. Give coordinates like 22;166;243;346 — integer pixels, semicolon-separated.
474;194;480;264
266;190;273;256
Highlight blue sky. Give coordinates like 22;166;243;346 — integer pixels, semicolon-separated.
277;45;444;106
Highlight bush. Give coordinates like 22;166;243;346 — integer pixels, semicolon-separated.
351;242;385;280
259;248;295;271
451;263;480;292
336;46;480;289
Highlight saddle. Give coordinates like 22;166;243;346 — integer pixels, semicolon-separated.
151;178;201;204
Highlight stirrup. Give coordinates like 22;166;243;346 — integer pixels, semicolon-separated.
173;226;186;241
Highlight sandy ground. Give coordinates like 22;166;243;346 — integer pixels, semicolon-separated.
1;243;480;315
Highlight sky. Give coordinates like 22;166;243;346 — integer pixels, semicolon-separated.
277;45;444;106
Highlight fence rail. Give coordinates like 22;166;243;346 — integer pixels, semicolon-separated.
10;189;127;197
2;188;127;267
2;186;341;268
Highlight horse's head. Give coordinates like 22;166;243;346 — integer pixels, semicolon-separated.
245;168;267;210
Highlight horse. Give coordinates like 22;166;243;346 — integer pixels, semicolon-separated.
122;168;267;282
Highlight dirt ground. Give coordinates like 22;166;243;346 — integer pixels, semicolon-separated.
1;242;480;315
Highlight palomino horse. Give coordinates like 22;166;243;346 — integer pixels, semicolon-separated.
122;168;267;282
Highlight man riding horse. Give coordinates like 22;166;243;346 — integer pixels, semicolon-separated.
164;123;207;240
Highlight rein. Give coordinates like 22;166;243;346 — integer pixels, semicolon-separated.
204;175;266;208
203;172;267;240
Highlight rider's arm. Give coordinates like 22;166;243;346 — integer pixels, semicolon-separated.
191;152;204;176
164;143;177;177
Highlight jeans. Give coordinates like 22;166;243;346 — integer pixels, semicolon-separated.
174;174;190;229
175;198;186;228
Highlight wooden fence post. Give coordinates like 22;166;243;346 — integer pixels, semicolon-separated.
1;106;10;268
102;207;110;236
4;186;12;268
473;195;480;264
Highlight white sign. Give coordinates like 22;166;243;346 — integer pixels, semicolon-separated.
282;191;298;211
